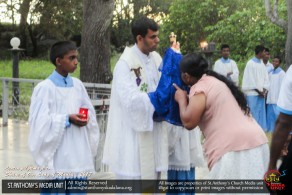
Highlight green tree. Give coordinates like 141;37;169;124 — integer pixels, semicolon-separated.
1;0;19;26
3;0;84;56
34;0;83;40
159;0;236;54
160;0;286;65
206;0;286;62
265;0;292;68
80;0;114;83
18;0;32;55
111;0;173;51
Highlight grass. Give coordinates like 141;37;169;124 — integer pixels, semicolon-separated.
0;55;120;120
0;60;79;79
0;52;121;80
0;53;250;83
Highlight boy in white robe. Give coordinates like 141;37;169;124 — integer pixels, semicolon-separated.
28;41;99;194
266;56;285;132
213;44;239;86
242;45;269;130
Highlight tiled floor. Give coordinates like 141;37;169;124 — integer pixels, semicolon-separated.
0;119;209;194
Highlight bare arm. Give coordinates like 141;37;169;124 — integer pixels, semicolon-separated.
268;113;292;170
255;89;267;98
173;84;206;130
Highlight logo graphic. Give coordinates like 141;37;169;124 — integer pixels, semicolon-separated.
264;170;285;191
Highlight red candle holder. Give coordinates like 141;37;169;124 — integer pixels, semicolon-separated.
79;108;88;120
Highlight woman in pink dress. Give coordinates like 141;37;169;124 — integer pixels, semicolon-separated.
173;53;269;180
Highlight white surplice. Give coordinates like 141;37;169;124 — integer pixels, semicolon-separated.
102;45;170;178
28;78;99;175
267;68;286;104
277;65;292;113
263;61;273;72
213;58;239;86
242;57;270;96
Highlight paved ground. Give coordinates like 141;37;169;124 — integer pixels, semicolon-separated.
0;119;209;194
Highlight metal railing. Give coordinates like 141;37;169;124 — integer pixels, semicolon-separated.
1;77;111;124
0;77;111;172
1;77;40;125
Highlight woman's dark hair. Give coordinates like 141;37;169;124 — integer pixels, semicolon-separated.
180;53;250;115
131;16;159;43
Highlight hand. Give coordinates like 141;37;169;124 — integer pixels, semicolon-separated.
69;114;89;127
175;41;180;51
255;89;266;98
227;71;233;76
171;41;176;48
263;89;268;98
171;41;181;52
281;135;292;156
173;83;187;103
258;90;267;98
281;147;289;156
259;91;265;98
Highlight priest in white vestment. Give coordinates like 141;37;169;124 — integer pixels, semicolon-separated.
103;17;170;179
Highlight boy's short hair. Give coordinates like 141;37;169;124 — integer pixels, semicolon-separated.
273;56;282;63
131;16;159;43
50;41;77;66
264;48;270;53
221;44;230;50
255;45;265;55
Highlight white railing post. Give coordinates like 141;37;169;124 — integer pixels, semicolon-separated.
2;79;9;126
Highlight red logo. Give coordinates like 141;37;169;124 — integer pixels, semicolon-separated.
264;170;285;191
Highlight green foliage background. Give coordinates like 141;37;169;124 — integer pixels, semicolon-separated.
158;0;286;63
0;0;289;82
